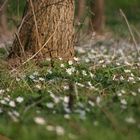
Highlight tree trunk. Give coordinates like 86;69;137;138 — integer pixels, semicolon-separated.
10;0;75;60
91;0;105;33
0;0;8;36
77;0;85;22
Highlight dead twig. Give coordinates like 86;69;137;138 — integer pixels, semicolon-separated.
120;9;139;54
15;32;25;58
29;0;42;53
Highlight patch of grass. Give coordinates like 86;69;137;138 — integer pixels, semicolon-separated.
0;44;140;140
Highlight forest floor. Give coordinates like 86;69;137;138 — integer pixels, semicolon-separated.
0;36;140;140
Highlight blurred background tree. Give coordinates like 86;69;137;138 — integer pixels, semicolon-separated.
1;0;140;39
0;0;8;37
90;0;105;33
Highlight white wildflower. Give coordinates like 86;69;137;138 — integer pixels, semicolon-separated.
96;96;101;105
50;93;60;104
56;126;65;136
117;93;122;97
93;121;99;126
0;100;7;105
124;61;131;66
79;110;86;120
120;99;127;105
4;97;10;102
74;57;79;61
60;64;65;68
64;114;70;119
16;77;20;82
128;77;134;82
131;92;137;96
89;72;94;78
35;84;42;90
77;102;84;108
121;90;126;94
86;108;90;112
34;117;46;125
13;111;20;117
116;62;120;66
53;110;56;114
47;69;52;74
68;133;77;140
121;105;127;109
88;100;95;107
64;96;69;104
85;58;90;63
76;82;84;87
39;77;45;81
16;97;24;103
120;76;124;81
29;75;35;80
99;60;104;64
46;102;54;109
66;67;75;75
113;75;116;81
137;77;140;81
64;107;71;113
130;73;134;77
54;97;60;104
91;49;96;54
124;69;131;73
8;111;18;122
77;48;85;54
82;70;87;76
87;81;94;89
33;79;39;83
0;89;5;94
9;101;16;107
46;58;51;61
33;71;39;76
68;60;73;65
102;64;106;68
6;88;10;92
59;58;62;60
125;117;136;124
50;93;55;98
46;125;55;131
36;110;41;114
63;85;69;90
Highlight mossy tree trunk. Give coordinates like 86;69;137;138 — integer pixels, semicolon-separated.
10;0;75;60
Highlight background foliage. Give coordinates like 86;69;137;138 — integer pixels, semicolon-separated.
6;0;140;37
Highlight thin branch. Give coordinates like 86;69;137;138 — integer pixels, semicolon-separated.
29;0;41;52
15;32;25;57
120;9;139;54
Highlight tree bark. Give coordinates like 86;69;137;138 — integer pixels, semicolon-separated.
91;0;105;33
10;0;75;60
